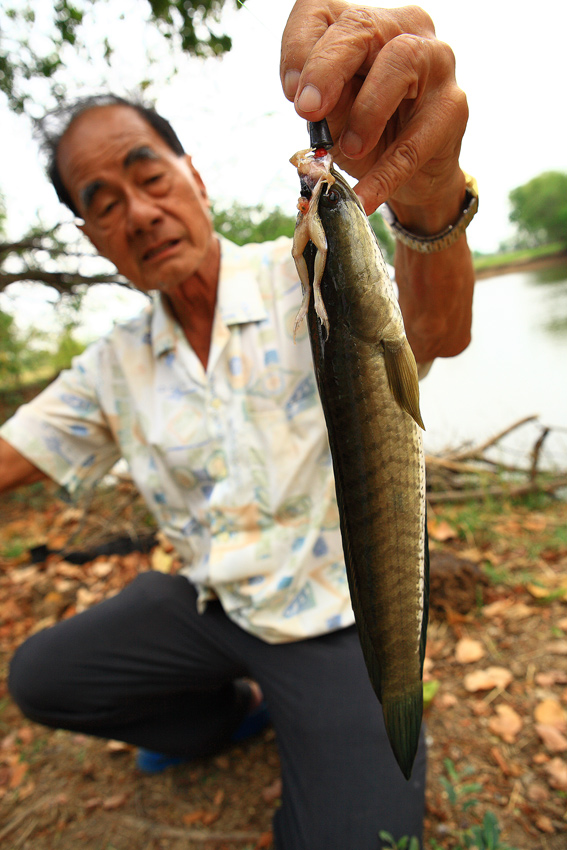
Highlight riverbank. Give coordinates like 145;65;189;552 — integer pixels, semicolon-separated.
474;246;567;280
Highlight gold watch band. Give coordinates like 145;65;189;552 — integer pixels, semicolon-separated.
383;173;479;253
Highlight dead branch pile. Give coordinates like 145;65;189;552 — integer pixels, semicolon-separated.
426;415;567;504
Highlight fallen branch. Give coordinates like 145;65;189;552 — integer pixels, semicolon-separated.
447;415;539;462
425;415;567;504
428;474;567;505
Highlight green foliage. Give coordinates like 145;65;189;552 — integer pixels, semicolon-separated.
0;309;45;384
509;171;567;247
147;0;234;56
369;211;395;264
440;758;482;811
49;325;86;373
380;831;420;850
0;307;85;388
211;202;396;262
427;760;521;850
0;0;245;115
0;191;6;237
212;202;297;245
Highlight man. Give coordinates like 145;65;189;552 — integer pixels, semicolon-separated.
1;2;475;847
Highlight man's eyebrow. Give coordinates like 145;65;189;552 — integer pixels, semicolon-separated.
79;147;161;213
80;179;105;212
123;145;160;169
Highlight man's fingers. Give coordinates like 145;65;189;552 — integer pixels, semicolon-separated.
337;33;428;159
281;1;435;121
280;0;340;103
280;1;468;213
353;89;468;214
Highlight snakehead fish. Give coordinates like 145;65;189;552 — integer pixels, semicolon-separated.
290;145;429;780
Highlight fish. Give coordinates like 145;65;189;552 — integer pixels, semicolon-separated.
290;146;429;780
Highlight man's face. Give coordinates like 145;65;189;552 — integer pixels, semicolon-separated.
57;104;215;292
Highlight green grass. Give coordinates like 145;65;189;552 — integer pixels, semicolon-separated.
474;242;565;273
0;541;27;558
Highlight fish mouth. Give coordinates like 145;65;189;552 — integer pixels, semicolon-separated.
143;239;181;262
299;176;314;199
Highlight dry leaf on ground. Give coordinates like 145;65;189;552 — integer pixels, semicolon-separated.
526;781;550;802
544;757;567;790
535;814;555;834
534;699;567;730
102;792;128;810
535;724;567;753
455;638;485;664
535;671;567;687
151;545;174;573
427;519;457;542
488;704;523;744
464;666;513;693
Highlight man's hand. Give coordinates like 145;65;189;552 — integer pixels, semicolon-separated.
280;0;469;223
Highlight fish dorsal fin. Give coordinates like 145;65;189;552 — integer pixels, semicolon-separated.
384;338;425;430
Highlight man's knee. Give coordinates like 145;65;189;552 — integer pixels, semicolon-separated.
8;571;189;723
8;630;63;723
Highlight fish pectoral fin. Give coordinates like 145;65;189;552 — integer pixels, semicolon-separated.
384;339;425;430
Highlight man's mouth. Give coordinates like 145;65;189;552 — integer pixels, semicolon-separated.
143;239;180;262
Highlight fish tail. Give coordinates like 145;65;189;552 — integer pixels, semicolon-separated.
382;685;423;780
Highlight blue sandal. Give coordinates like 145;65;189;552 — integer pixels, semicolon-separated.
136;699;270;774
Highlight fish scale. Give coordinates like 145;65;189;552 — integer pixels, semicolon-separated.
295;161;429;780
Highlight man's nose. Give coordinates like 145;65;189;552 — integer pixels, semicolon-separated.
126;190;163;232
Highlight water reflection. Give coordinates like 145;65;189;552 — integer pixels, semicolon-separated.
526;261;567;335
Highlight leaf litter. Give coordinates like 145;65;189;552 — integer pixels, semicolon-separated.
1;435;567;846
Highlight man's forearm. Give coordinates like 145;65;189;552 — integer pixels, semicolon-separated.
395;236;474;365
0;437;49;495
390;176;475;366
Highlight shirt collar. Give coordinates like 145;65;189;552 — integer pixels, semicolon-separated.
150;236;268;358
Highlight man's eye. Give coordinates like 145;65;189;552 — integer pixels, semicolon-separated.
145;173;165;186
95;199;118;220
143;172;171;194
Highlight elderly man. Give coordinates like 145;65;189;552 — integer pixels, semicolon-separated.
1;1;475;847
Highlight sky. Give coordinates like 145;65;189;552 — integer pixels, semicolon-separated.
1;0;566;260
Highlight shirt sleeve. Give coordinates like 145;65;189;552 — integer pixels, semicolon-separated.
0;342;121;496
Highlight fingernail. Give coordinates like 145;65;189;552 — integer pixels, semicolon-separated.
340;130;363;157
284;69;300;99
296;84;322;113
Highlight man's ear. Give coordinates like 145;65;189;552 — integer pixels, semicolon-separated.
184;154;210;207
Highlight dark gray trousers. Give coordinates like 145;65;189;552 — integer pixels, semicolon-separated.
9;571;426;849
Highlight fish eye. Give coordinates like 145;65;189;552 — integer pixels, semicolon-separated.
320;189;339;207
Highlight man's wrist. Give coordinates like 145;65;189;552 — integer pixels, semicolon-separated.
384;171;478;254
386;170;468;236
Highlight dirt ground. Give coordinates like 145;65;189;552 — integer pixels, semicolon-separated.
1;468;567;848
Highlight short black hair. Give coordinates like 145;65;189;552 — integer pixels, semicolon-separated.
35;94;186;217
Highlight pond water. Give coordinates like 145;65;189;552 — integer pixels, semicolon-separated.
420;261;567;471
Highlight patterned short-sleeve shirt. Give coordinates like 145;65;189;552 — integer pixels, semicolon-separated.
1;237;354;643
